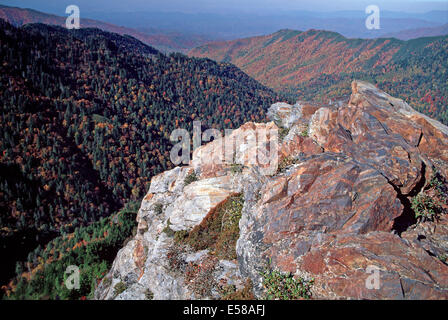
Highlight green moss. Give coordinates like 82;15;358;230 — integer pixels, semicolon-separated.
154;202;164;215
174;230;189;243
166;243;185;271
164;220;190;244
278;127;290;141
300;128;309;137
277;156;299;174
162;219;176;237
102;277;112;288
185;256;218;297
230;163;244;175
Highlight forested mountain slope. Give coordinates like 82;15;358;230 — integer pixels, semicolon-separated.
0;19;283;296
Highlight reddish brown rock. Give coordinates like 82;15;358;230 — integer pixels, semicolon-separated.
261;177;288;204
133;240;146;280
310;87;427;195
279;133;323;159
304;232;448;299
237;80;448;300
262;154;402;243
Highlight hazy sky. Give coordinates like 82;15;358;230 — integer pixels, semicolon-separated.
1;0;447;14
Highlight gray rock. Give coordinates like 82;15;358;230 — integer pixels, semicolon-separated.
267;102;303;129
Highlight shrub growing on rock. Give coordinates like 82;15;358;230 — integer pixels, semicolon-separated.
181;194;244;260
185;255;218;297
261;267;313;300
412;194;440;222
154;202;164;215
219;279;255;300
412;169;447;222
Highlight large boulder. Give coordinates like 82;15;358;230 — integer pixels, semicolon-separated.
238;81;448;299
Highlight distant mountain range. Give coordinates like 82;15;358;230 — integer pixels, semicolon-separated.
384;23;448;40
1;5;447;47
190;29;448;124
86;10;448;40
0;5;214;52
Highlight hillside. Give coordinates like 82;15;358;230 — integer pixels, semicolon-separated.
0;5;212;52
0;19;283;296
190;29;448;124
4;202;139;300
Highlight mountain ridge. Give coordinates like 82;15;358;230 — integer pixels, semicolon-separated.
190;28;448;124
0;5;213;52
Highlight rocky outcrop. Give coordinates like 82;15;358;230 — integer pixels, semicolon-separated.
96;80;448;300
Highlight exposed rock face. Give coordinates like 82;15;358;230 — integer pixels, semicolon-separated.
96;81;448;300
